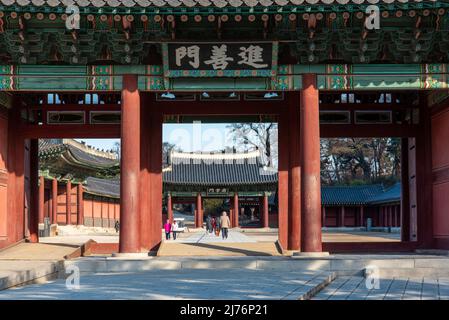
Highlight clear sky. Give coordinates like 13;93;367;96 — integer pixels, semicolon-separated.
76;123;233;152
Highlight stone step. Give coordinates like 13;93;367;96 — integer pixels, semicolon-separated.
282;272;337;300
64;256;449;277
0;261;62;291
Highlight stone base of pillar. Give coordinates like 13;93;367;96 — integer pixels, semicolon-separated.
291;252;330;258
111;252;156;258
275;240;296;256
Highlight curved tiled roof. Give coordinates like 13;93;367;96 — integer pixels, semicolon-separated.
0;0;436;8
163;150;278;186
321;184;384;206
367;182;401;205
321;183;401;206
39;139;119;169
84;176;120;198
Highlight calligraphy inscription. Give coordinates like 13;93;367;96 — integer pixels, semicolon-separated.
164;42;276;77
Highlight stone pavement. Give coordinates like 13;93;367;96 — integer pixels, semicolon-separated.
0;269;333;300
157;242;281;256
0;243;79;290
313;276;449;300
158;230;281;256
0;243;78;260
40;235;119;246
178;230;256;243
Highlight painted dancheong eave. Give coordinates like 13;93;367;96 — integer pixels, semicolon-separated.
1;64;449;92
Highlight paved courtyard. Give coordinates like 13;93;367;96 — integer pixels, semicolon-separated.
2;266;448;300
0;269;329;300
314;276;449;300
178;230;256;243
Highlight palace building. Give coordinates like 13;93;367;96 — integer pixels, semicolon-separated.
33;138;401;238
1;0;449;254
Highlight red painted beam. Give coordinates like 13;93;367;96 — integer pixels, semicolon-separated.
320;103;414;111
156;100;282;115
18;124;120;139
320;124;419;138
27;104;120;111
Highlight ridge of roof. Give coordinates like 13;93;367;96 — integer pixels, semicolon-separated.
367;182;401;205
0;0;430;9
171;150;261;161
39;139;118;161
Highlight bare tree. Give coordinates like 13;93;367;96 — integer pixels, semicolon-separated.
320;137;401;186
227;123;278;168
112;141;121;160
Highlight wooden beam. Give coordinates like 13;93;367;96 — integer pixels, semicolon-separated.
321;124;419;138
27;104;120;111
156;100;283;115
18;124;120;139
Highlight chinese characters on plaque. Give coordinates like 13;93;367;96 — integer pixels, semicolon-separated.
163;42;277;77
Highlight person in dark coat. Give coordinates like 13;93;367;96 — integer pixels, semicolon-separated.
114;220;120;233
206;215;212;234
215;215;221;236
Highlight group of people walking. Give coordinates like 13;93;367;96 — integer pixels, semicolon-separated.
206;211;231;240
163;219;180;240
163;211;231;241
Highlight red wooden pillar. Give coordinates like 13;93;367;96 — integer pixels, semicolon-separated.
51;178;58;224
300;74;322;252
229;196;234;226
119;74;141;253
233;193;239;228
322;206;326;227
29;139;39;243
288;92;301;251
38;176;45;224
66;180;72;225
401;138;410;240
149;107;163;251
278;104;290;249
77;184;84;225
6;106;25;245
360;205;364;227
196;193;203;228
263;194;269;228
340;206;345;227
380;207;384;227
167;193;173;223
395;205;399;227
388;206;393;227
415;95;433;248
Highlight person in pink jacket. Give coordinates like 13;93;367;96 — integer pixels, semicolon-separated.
164;219;172;240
